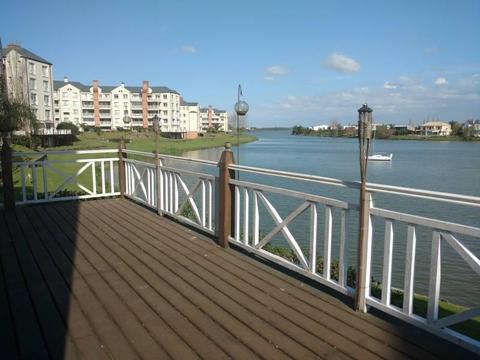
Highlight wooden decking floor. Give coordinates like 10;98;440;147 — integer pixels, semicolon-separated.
0;198;475;359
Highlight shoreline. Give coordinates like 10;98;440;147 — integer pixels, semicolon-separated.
290;133;480;142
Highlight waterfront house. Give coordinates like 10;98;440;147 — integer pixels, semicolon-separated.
418;121;452;136
311;124;329;131
393;124;415;135
463;119;480;137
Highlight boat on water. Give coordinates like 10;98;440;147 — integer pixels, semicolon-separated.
368;153;393;161
368;128;393;161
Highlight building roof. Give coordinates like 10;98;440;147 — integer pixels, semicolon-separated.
53;80;91;91
421;121;450;127
53;80;179;94
200;107;226;114
2;44;52;65
125;86;179;95
180;98;198;106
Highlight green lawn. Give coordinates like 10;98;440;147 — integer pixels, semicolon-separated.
46;131;257;154
3;131;256;202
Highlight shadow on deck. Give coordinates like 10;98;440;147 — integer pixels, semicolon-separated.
0;198;475;359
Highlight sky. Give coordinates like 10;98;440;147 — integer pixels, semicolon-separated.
1;0;479;126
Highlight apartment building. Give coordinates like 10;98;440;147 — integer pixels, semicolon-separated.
54;79;190;135
180;99;200;139
2;44;55;128
199;106;228;132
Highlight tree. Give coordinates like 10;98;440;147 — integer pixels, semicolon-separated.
449;121;463;136
0;46;38;145
228;113;248;131
375;125;393;139
57;122;80;136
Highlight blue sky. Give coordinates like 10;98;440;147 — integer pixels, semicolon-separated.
1;0;479;126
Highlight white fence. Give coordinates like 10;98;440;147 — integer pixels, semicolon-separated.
229;163;480;353
123;149;217;235
10;149;120;204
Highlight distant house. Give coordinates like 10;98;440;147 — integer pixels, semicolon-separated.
311;125;329;131
418;121;452;136
342;124;358;130
463;119;480;137
393;125;415;134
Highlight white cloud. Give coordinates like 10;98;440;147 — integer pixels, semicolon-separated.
181;45;196;54
435;77;448;86
323;53;360;74
264;65;289;81
265;65;289;75
254;74;480;126
384;81;398;89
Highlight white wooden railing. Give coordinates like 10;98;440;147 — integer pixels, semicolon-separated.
11;149;120;204
229;163;480;352
123;149;217;235
364;185;480;351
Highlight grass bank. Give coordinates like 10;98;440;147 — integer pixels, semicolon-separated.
34;131;257;155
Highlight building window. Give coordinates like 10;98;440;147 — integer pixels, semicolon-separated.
163;102;167;107
123;94;128;99
44;95;50;104
30;93;37;105
29;78;36;90
163;94;167;99
163;110;168;115
45;109;50;120
28;62;35;75
63;100;68;107
43;80;49;91
73;109;79;115
42;65;48;77
114;94;119;99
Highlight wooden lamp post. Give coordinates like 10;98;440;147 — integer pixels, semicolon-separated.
355;103;373;312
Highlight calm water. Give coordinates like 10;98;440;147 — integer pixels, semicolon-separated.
185;130;480;307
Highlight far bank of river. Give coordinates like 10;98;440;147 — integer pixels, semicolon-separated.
291;133;480;142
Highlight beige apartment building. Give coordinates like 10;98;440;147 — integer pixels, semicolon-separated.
180;99;200;139
54;79;195;136
2;44;55;128
199;106;228;132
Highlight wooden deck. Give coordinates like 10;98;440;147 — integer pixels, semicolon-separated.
0;198;475;359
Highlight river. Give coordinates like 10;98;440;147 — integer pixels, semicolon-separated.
184;130;480;307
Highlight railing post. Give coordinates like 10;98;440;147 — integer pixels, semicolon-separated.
155;151;162;216
118;139;126;198
1;138;15;210
355;104;373;312
218;142;235;248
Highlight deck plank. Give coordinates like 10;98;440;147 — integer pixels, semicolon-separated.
28;204;143;360
64;201;295;360
1;198;477;360
50;202;223;360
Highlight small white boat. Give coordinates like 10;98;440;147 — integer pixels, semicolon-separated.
368;153;393;161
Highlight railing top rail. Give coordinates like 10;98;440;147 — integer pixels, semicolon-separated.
366;182;480;208
229;164;480;207
12;149;118;156
13;157;119;166
230;179;354;210
229;164;360;189
371;206;480;237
